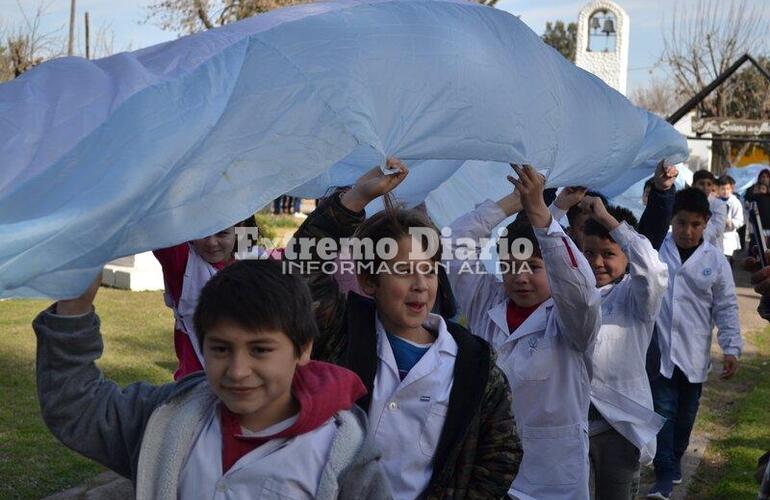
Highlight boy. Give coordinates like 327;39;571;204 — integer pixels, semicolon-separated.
647;188;743;500
690;170;728;253
692;169;716;196
448;165;601;500
288;160;520;499
579;197;668;499
34;260;389;500
565;190;607;250
716;175;744;261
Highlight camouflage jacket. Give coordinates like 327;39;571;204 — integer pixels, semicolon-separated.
287;193;522;499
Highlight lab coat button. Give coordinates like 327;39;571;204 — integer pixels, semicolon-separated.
388;401;398;410
217;481;228;492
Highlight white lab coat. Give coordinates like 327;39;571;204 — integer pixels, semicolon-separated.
179;407;336;499
588;222;667;465
656;234;743;383
447;200;601;500
722;195;744;256
705;196;728;252
369;313;457;500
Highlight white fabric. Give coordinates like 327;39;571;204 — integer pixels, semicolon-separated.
446;201;601;500
0;0;687;299
656;234;743;383
726;164;770;196
588;223;667;465
179;405;336;500
369;313;456;500
723;195;745;256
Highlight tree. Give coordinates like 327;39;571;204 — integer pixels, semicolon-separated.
0;1;65;82
541;20;577;62
661;0;768;172
631;77;677;117
147;0;500;36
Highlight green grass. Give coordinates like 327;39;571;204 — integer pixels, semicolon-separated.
686;326;770;499
0;289;176;499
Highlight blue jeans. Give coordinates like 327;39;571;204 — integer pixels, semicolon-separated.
651;366;703;480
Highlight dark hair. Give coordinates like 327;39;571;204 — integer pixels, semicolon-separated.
497;212;542;260
693;170;715;184
193;260;319;356
353;207;443;281
717;175;735;187
673;187;710;218
583;205;639;242
566;190;607;227
760;169;770;181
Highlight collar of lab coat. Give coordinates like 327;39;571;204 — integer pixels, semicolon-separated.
487;297;554;343
374;312;458;359
662;233;713;269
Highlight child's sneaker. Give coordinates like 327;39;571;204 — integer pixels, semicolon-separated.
646;479;673;499
672;461;682;484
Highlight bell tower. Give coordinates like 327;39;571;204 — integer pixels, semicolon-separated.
575;0;629;95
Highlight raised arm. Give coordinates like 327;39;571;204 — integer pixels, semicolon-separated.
445;186;522;333
638;163;678;250
34;277;192;479
285;160;408;361
705;195;728;247
582;196;669;320
513;165;600;352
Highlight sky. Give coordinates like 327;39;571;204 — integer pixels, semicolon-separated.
1;0;768;95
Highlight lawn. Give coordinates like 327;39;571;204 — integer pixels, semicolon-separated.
0;289;176;499
685;325;770;499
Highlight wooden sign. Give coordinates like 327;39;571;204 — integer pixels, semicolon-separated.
692;117;770;136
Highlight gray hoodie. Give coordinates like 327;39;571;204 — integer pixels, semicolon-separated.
34;306;391;500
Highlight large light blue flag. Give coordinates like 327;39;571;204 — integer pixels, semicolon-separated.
0;0;687;298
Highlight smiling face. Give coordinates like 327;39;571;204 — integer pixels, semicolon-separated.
203;321;311;432
359;237;438;336
502;256;551;308
672;210;709;250
192;227;237;264
582;235;628;287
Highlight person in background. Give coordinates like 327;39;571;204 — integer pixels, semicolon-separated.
716;175;744;264
154;216;259;379
692;170;716;196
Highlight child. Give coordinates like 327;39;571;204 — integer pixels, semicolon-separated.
154;216;258;379
287;159;521;499
578;197;668;499
447;165;602;500
34;260;389;499
716;175;744;261
565;190;607;250
688;170;728;253
691;169;716;196
647;188;743;500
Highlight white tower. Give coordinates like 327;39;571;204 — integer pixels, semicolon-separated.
575;1;629;95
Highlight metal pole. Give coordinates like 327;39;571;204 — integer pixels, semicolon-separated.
67;0;76;56
84;11;90;60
